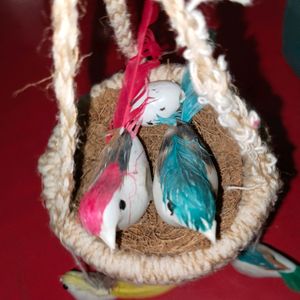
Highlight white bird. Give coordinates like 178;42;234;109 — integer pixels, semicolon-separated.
79;132;152;250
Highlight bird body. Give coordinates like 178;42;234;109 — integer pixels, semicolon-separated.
60;270;174;300
79;132;151;250
153;123;217;242
118;135;152;230
232;243;300;292
152;69;218;243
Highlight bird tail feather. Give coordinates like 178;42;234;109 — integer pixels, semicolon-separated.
112;0;161;134
181;69;203;123
280;265;300;292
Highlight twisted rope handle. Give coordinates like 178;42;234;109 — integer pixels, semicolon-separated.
47;0;79;221
158;0;250;103
158;0;278;182
47;0;136;223
48;0;277;222
103;0;137;58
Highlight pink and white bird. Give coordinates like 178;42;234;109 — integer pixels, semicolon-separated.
78;0;161;250
79;131;152;249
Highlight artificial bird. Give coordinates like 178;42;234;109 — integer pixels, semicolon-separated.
152;69;218;243
79;131;152;249
232;242;300;293
61;270;174;300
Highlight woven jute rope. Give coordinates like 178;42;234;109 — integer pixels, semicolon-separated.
38;0;280;284
103;0;137;58
39;0;79;228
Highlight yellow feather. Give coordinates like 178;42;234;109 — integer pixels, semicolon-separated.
111;281;174;298
61;271;174;299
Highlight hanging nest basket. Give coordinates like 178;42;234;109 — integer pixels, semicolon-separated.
39;0;279;284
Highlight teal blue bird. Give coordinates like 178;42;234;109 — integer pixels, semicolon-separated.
232;243;300;293
152;69;218;243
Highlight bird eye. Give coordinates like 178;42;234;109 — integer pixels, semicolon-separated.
119;199;126;210
160;107;166;111
167;201;174;215
62;284;68;290
147;121;154;125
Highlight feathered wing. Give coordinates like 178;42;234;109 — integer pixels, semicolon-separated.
92;131;132;181
153;70;217;236
180;68;203;123
280;266;300;292
79;132;132;235
157;124;216;232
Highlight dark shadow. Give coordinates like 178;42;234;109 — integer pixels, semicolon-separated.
215;3;297;225
71;94;91;211
153;10;186;65
87;0;186;85
88;0;124;85
125;0;185;64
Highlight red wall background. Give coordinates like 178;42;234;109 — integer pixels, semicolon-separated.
1;0;299;299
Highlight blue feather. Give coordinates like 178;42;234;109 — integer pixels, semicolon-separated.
180;68;203;123
154;69;216;235
158;124;216;232
238;246;277;270
156;112;179;126
236;243;300;292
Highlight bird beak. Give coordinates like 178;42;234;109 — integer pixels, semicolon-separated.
203;220;217;244
100;196;120;250
100;227;117;250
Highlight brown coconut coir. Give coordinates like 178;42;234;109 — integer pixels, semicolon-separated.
71;88;243;255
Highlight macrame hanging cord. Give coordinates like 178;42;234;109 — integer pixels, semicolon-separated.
39;0;79;227
38;0;280;285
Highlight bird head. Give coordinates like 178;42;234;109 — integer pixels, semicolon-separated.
131;80;184;126
60;270;114;300
99;192;126;250
79;163;124;250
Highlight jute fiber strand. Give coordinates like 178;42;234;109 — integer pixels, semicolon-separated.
103;0;137;58
38;0;280;284
39;0;79;228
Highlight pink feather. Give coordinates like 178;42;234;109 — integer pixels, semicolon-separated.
79;163;123;235
112;0;161;134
